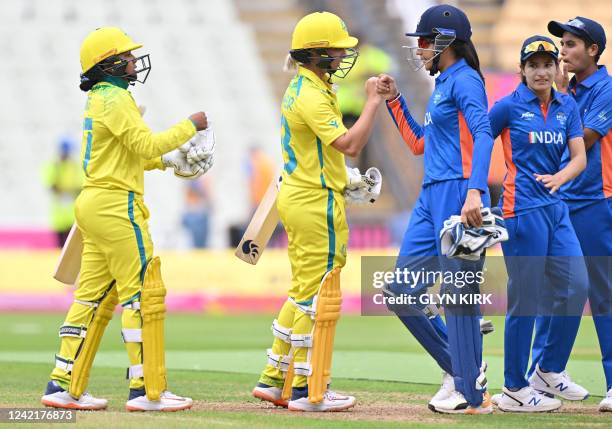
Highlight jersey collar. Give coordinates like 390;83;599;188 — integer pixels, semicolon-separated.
569;65;609;90
98;76;130;90
298;66;332;92
517;82;563;105
436;58;468;83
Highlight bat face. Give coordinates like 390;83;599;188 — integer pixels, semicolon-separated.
235;177;281;265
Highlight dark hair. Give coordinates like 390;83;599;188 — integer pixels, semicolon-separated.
519;54;559;84
79;55;128;92
450;40;485;82
575;33;601;64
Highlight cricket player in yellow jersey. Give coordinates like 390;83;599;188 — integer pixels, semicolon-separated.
251;12;383;412
41;27;214;412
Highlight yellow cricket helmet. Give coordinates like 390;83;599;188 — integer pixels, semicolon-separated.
80;27;142;73
291;11;358;50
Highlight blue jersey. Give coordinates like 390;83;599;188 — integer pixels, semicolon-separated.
488;83;583;218
386;58;493;191
559;65;612;201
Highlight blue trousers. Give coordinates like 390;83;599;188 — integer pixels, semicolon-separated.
502;201;588;389
529;198;612;390
387;179;490;406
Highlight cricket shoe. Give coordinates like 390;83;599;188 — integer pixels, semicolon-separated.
252;383;288;407
41;380;107;410
126;388;193;412
491;393;501;405
599;388;612;412
429;361;488;408
497;386;562;412
288;389;356;412
429;390;493;414
529;364;589;401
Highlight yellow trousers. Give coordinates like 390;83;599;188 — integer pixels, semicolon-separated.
259;185;347;388
51;188;152;390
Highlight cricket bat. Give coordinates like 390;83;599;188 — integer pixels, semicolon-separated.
235;176;281;265
53;223;83;285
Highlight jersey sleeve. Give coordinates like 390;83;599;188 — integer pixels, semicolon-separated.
566;97;585;140
144;157;166;171
104;91;197;159
452;73;495;192
582;84;612;137
488;98;510;139
300;89;348;146
386;94;424;155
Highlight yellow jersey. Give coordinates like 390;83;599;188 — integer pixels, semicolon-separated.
81;79;196;196
280;67;348;193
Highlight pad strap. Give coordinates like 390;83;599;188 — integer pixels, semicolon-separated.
121;328;142;343
55;355;74;372
74;299;99;308
127;364;144;379
59;325;87;339
290;333;313;348
123;301;141;310
288;297;317;318
266;349;292;372
271;319;292;343
294;361;311;376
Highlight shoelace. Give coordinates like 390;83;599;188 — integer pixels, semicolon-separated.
324;390;346;400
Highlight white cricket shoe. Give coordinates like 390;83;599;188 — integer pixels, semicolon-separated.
529;364;589;400
429;390;493;414
429;361;488;409
429;372;455;407
288;390;356;412
491;393;501;405
41;381;107;410
497;386;562;412
126;390;193;412
599;388;612;412
252;383;288;408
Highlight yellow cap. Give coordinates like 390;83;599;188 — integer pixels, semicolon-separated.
291;11;358;50
80;27;142;73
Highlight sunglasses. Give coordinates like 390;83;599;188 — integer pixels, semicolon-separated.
523;40;558;55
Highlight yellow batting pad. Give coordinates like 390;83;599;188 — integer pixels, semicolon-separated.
308;268;342;403
69;286;118;399
281;359;295;401
141;257;167;401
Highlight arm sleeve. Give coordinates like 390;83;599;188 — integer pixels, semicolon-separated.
385;94;424;155
582;86;612;137
300;91;348;146
144;157;166;171
104;92;197;159
566;98;585;140
452;74;494;192
487;99;509;139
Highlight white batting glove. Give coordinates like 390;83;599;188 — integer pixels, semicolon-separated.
186;129;216;164
344;167;382;205
345;166;367;190
161;144;207;179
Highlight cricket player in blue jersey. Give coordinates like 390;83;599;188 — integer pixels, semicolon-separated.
488;36;588;412
528;17;612;412
376;4;494;414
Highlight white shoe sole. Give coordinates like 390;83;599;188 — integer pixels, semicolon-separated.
288;399;356;412
126;402;192;412
41;398;106;411
252;388;288;408
498;402;562;413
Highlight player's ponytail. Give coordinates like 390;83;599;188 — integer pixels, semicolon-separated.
451;40;485;83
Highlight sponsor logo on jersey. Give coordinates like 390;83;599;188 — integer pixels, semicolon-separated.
433;91;443;105
599;111;608;122
424;112;433;126
521;111;535;120
528;131;564;144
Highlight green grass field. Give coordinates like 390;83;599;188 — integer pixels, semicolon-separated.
0;313;608;428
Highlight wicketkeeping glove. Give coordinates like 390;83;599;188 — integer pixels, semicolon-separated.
439;207;508;260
